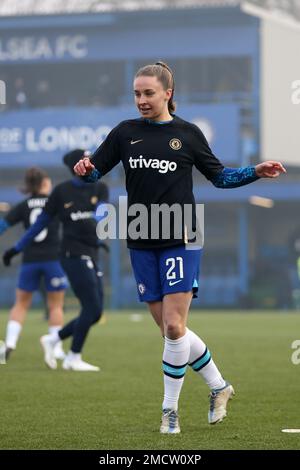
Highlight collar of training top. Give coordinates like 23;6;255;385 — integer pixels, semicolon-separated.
143;115;175;125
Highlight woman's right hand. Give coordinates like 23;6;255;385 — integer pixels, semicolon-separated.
73;158;95;176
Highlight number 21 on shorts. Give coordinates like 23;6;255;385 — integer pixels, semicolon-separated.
166;256;184;281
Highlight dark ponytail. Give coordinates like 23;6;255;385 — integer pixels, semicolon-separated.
135;61;176;113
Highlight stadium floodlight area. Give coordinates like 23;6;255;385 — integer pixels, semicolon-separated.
0;0;300;18
0;0;241;17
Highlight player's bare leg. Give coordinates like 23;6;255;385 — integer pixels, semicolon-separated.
147;301;163;335
5;289;32;359
47;290;64;327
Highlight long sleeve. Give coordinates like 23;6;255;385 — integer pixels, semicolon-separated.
15;211;52;251
89;124;122;176
191;124;259;188
211;166;260;189
82;168;101;183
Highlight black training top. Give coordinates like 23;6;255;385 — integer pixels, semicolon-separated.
5;195;60;263
44;179;108;260
90;115;224;249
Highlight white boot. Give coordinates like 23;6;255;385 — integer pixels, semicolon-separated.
62;352;100;372
40;335;57;370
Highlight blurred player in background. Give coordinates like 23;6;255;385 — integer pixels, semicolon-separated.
73;61;286;433
3;150;109;371
0;167;66;362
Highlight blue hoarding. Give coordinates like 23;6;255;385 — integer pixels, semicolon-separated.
0;24;257;63
0;103;240;167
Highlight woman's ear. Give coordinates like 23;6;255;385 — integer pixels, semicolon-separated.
166;88;173;99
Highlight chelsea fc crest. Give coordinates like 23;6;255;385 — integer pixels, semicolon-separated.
90;196;98;205
169;138;182;150
138;283;146;295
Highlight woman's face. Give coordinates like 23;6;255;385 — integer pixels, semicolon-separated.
133;75;172;121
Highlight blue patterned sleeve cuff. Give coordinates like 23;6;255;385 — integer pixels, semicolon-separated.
211;166;259;189
82;168;101;183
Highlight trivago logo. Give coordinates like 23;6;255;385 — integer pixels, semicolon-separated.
129;156;177;174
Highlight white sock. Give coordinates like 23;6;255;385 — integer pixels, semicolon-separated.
48;326;63;348
67;351;81;361
5;320;22;349
47;327;60;345
187;328;226;390
48;325;61;336
162;331;190;411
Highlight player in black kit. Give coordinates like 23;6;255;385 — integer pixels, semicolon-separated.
0;168;66;361
3;150;109;371
74;62;286;432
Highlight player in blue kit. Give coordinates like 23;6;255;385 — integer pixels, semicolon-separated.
3;151;109;371
12;62;287;429
74;61;286;433
0;167;66;362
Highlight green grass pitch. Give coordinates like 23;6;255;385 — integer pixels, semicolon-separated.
0;310;300;450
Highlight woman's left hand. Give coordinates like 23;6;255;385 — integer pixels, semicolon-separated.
255;161;287;178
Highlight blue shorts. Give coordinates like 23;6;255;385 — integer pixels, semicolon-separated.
130;245;202;302
18;261;68;292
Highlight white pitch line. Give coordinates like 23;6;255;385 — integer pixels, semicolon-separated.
281;429;300;433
